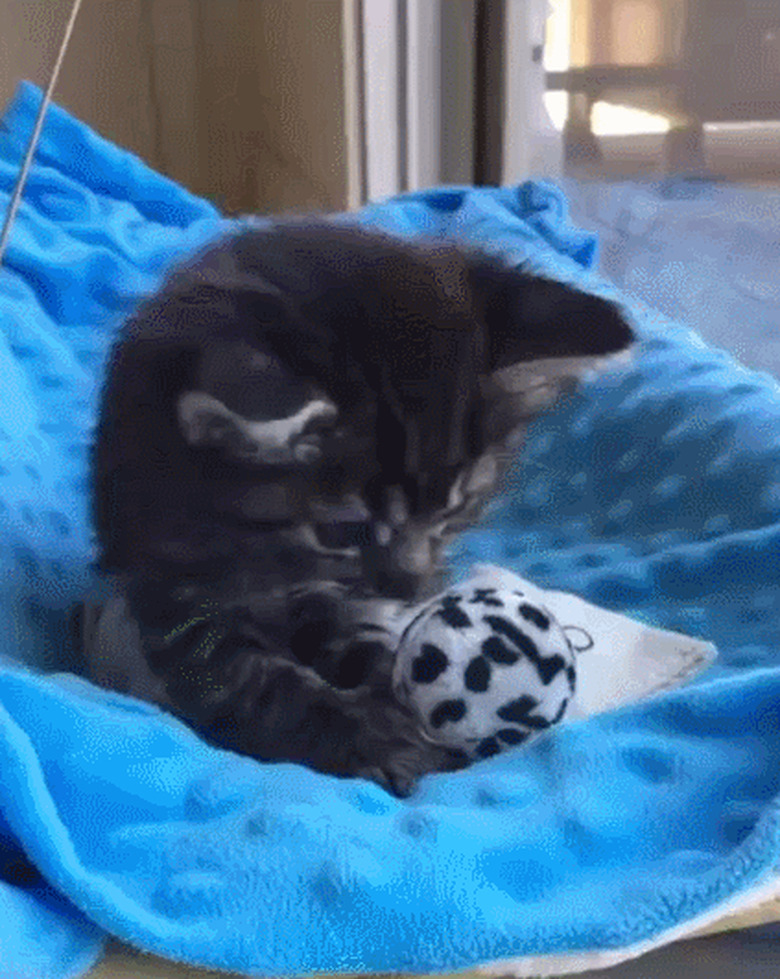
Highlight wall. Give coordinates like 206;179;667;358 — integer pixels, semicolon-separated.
0;1;160;167
0;0;353;214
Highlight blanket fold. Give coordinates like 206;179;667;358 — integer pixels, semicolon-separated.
2;81;780;979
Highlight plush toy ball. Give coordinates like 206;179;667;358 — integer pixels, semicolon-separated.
392;575;577;760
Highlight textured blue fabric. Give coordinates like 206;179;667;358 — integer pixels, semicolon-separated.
2;81;780;978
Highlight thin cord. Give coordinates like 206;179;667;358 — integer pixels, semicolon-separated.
0;0;85;267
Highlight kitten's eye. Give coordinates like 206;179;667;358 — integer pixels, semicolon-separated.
387;488;408;527
412;466;462;516
206;417;232;438
314;521;372;549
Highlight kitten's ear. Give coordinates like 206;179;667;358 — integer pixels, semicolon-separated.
467;256;634;371
467;256;635;446
176;390;337;465
177;391;258;454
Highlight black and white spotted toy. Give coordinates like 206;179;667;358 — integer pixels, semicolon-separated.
392;573;578;761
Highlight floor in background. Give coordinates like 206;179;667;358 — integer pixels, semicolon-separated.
89;943;226;978
565;922;780;978
90;923;780;978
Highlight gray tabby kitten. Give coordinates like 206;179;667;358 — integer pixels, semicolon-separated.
85;220;634;796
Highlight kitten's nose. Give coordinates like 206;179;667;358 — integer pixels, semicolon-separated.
363;539;432;601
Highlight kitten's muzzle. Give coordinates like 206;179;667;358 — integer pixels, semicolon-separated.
368;566;421;601
362;531;443;601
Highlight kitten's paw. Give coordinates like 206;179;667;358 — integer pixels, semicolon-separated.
353;715;469;798
371;744;468;798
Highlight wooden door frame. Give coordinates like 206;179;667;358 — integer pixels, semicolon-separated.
346;0;479;207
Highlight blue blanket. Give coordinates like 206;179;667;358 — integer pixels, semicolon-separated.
2;81;780;979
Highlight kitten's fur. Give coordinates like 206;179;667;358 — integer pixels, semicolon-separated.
89;220;633;795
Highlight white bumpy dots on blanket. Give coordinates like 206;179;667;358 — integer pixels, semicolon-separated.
392;567;577;761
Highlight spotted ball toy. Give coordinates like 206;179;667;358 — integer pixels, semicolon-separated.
392;574;578;761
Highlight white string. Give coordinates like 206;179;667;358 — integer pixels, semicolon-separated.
0;0;85;267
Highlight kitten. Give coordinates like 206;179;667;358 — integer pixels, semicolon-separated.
87;219;633;796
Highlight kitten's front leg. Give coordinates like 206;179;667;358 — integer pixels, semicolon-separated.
128;585;465;796
346;684;469;796
231;654;466;796
178;647;466;797
286;582;411;692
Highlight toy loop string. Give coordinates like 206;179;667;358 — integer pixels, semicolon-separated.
0;0;85;267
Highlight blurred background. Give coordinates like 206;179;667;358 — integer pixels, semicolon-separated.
3;0;778;217
545;0;780;186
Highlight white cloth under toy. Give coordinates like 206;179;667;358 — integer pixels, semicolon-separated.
392;564;717;757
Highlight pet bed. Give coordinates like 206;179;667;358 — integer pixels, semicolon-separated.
2;81;780;979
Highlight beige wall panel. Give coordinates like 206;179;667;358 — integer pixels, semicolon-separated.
0;1;158;169
0;0;350;214
192;0;348;214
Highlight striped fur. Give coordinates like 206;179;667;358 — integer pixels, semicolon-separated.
87;220;634;795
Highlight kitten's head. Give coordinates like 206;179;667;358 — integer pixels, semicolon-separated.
93;220;634;597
